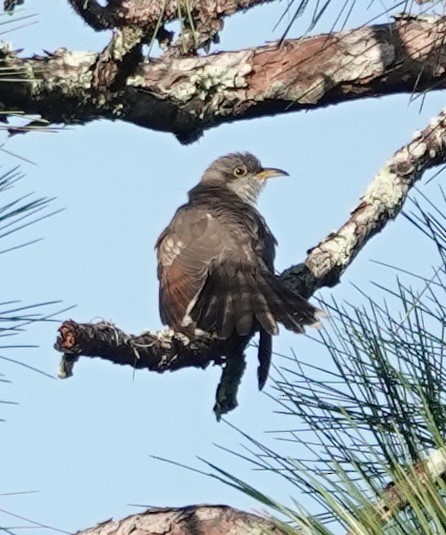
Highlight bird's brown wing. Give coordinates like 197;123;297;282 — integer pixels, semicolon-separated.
156;207;225;331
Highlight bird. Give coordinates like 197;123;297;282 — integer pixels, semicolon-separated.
156;152;322;390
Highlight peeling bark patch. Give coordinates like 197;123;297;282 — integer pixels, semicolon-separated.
249;26;397;104
37;50;96;94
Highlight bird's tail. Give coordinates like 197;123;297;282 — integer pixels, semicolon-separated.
193;267;322;332
254;271;323;390
192;267;323;389
256;270;323;334
193;268;322;337
257;329;272;391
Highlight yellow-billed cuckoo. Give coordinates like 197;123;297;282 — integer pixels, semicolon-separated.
156;152;322;389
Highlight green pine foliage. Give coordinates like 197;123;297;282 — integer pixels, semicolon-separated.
0;167;63;413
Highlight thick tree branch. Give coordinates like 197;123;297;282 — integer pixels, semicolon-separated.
75;505;289;535
2;16;446;142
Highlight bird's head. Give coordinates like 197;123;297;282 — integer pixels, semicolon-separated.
200;152;288;205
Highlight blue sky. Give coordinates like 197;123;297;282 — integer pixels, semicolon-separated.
0;1;444;533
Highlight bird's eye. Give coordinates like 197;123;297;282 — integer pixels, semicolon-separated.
233;166;247;178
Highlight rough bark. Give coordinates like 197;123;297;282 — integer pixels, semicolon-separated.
55;105;446;415
2;15;446;142
74;505;290;535
56;321;225;378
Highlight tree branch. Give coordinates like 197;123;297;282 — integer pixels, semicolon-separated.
67;0;273;32
66;0;274;57
346;447;446;534
74;505;290;535
1;16;446;142
283;106;446;293
55;321;225;379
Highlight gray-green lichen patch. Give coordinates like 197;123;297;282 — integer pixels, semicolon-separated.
333;28;396;80
361;167;405;216
35;50;97;95
126;73;146;87
316;228;357;272
109;27;144;61
128;50;252;112
0;40;13;55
